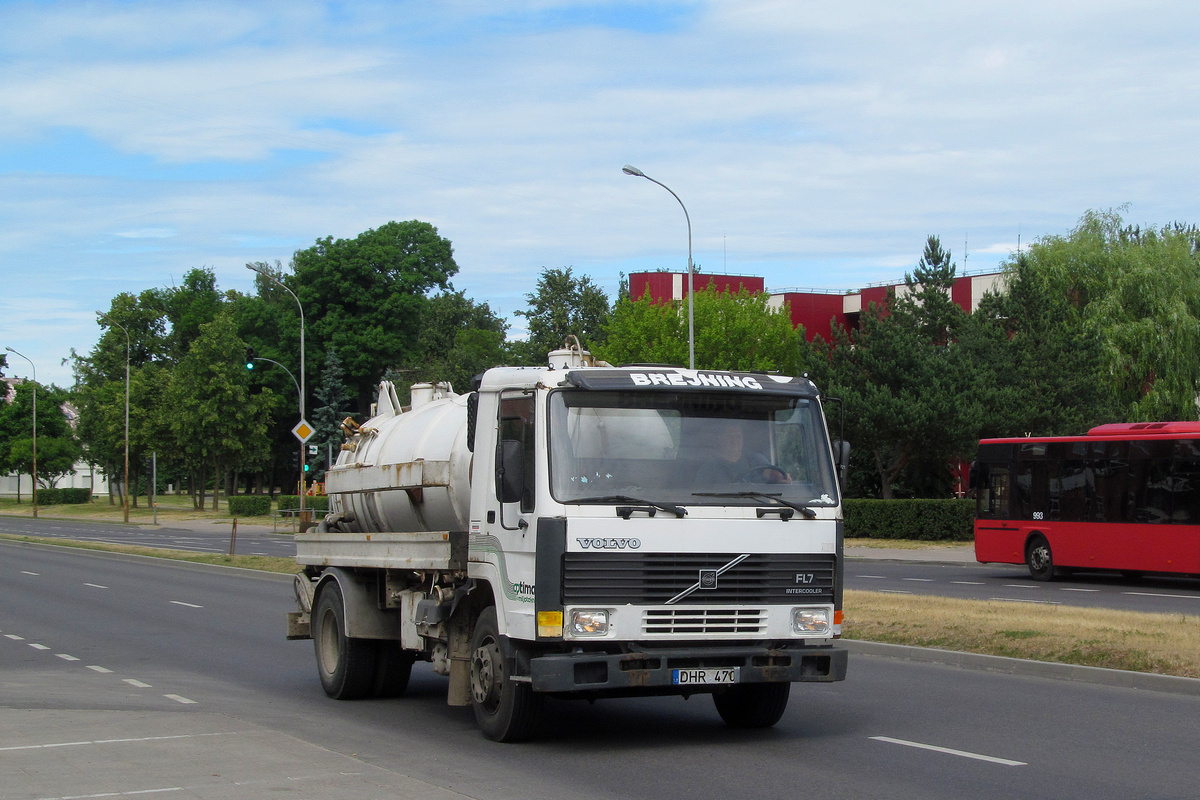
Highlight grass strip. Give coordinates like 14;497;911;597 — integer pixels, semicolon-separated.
0;532;297;574
844;589;1200;679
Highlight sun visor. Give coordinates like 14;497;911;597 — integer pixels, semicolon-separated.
563;368;819;397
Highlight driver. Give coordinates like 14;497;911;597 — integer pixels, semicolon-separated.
696;419;791;485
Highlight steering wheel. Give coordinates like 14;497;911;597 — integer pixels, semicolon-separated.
740;463;789;483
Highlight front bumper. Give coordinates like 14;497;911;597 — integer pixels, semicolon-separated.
527;643;848;694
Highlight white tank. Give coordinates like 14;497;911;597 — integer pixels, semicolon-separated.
325;382;472;534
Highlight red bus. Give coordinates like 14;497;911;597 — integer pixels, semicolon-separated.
973;422;1200;581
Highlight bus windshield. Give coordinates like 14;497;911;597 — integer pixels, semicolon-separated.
548;389;839;508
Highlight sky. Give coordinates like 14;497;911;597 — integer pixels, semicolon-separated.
3;0;1200;387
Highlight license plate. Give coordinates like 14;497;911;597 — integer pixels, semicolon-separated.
672;667;740;685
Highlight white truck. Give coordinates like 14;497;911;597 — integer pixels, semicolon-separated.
288;344;849;741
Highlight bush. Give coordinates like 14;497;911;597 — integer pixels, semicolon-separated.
844;499;975;541
35;488;92;505
277;495;329;512
227;495;272;517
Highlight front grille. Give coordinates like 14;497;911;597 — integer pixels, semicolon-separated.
643;608;765;635
562;553;836;605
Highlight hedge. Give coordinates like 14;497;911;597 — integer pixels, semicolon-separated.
35;488;92;505
277;495;330;512
844;498;975;542
227;495;272;517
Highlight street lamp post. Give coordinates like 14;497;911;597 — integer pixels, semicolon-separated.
99;315;131;523
622;164;696;370
246;264;307;519
6;347;37;518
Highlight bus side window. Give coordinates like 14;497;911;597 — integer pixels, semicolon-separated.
977;465;1010;519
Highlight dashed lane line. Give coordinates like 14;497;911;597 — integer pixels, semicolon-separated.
168;601;203;609
871;736;1027;766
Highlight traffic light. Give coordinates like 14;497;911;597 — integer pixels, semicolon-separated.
303;463;311;472
245;348;255;370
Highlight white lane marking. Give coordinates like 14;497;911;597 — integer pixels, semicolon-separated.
84;583;109;589
951;581;986;585
123;679;152;688
902;577;934;582
1061;587;1100;592
20;571;39;576
989;597;1061;605
169;601;203;608
29;643;50;650
5;634;25;640
879;589;913;595
1003;584;1040;589
871;736;1026;766
86;665;113;673
164;694;197;704
56;654;80;661
37;788;184;799
1123;591;1200;600
1;732;234;752
856;575;888;579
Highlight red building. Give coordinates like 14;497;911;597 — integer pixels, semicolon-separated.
628;270;1006;342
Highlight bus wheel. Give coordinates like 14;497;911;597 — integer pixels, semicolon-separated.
313;581;379;699
469;606;543;742
1025;535;1055;582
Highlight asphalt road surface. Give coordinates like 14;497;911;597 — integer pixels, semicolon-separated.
845;558;1200;615
0;515;298;558
2;539;1198;800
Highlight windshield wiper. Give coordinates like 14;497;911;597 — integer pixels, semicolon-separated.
692;491;817;519
574;494;687;518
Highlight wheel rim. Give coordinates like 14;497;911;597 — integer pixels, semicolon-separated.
471;637;503;711
1029;543;1051;572
317;607;341;675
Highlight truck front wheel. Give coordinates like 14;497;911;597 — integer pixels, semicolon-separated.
712;683;790;728
469;606;543;742
313;581;378;700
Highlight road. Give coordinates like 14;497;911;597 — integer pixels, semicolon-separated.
5;516;1200;615
845;558;1200;615
2;538;1199;800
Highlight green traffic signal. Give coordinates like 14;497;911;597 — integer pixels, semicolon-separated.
245;348;255;370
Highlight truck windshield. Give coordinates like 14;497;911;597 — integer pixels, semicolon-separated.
548;389;839;508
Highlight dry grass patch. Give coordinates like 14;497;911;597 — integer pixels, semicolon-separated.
844;589;1200;678
845;538;973;550
0;533;297;574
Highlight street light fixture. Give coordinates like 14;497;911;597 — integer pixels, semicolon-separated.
98;314;131;523
622;164;696;369
5;347;37;518
246;264;308;520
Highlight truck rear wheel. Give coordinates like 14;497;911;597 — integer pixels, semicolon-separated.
712;683;790;728
314;581;379;700
470;606;543;742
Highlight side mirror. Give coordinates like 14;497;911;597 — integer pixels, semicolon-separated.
497;439;525;504
832;440;850;489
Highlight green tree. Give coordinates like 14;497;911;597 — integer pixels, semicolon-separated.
292;220;459;410
167;313;275;509
393;289;509;396
310;348;351;482
810;237;980;499
1018;210;1200;420
512;267;611;364
2;382;81;490
599;286;804;373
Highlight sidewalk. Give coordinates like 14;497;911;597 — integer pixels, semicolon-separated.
845;542;977;563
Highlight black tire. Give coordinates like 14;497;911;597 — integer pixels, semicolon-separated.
313;581;379;700
373;641;415;698
1025;535;1055;582
469;606;543;742
712;682;791;729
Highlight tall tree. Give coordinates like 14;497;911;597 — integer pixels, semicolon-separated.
599;286;805;374
291;220;458;411
310;348;352;482
512;267;610;364
393;289;508;396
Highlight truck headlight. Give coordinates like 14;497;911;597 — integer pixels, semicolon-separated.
569;609;610;636
791;607;830;635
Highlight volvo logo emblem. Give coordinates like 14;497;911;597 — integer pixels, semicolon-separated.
698;569;718;589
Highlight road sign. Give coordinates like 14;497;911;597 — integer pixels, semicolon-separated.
308;445;318;455
292;419;315;443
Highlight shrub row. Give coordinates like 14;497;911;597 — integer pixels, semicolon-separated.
35;488;92;505
844;498;975;541
227;495;272;517
277;495;330;512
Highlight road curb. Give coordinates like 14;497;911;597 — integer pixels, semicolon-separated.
843;639;1200;697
